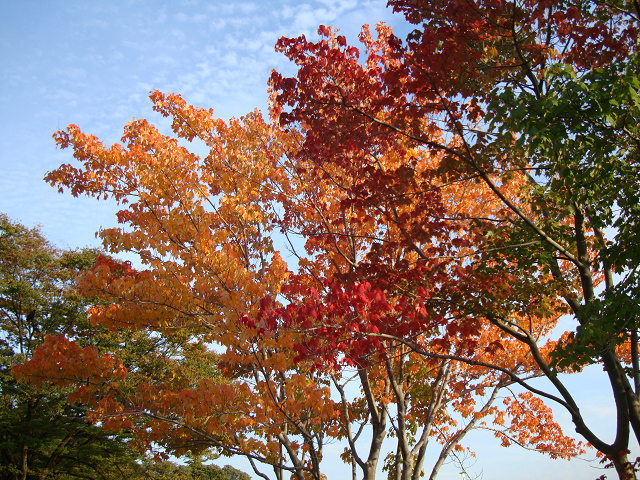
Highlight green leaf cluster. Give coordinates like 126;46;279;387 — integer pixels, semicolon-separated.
485;42;640;370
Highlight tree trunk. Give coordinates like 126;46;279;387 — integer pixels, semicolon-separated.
613;452;637;480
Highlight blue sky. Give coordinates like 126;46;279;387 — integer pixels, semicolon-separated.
0;1;628;479
0;0;397;248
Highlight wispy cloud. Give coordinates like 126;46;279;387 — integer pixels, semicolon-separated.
0;0;392;248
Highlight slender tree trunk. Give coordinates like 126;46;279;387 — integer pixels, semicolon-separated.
358;369;388;480
20;400;36;480
20;443;28;480
411;444;427;480
400;459;416;480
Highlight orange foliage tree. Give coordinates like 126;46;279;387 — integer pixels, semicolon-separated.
15;86;584;480
17;0;640;477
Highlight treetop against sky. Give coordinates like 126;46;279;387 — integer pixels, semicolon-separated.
3;0;640;479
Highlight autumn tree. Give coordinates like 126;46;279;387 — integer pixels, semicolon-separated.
0;213;249;479
252;119;585;479
10;76;590;480
12;2;629;476
267;0;640;477
17;110;342;480
0;213;148;480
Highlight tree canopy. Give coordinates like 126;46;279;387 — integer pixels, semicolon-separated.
0;214;252;479
0;213;148;479
14;0;640;479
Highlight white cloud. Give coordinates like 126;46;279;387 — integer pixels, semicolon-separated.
171;29;187;41
136;82;153;92
221;51;238;67
192;13;209;23
244;38;263;51
317;0;357;8
209;18;227;29
196;60;212;77
53;67;88;88
238;3;259;14
156;9;168;23
151;54;176;65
